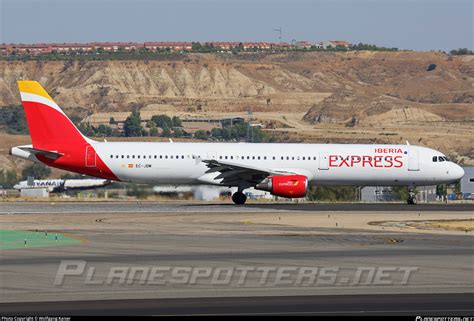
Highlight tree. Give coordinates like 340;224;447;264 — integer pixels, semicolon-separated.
194;130;209;140
172;116;182;127
21;163;51;180
173;127;185;137
191;42;202;52
0;105;29;134
76;122;95;136
149;126;159;136
151;114;173;129
306;186;358;202
161;127;172;137
96;124;114;136
450;48;473;55
211;127;223;138
0;169;18;188
123;110;143;137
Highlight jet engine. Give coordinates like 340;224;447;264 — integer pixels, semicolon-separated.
255;175;308;198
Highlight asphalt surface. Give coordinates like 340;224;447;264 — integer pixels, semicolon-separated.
2;293;473;315
0;202;472;214
1;201;472;315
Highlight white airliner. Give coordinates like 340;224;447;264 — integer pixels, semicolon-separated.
10;81;464;204
14;178;112;193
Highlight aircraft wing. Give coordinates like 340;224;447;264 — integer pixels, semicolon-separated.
200;159;295;186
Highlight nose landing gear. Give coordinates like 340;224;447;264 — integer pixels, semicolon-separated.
407;188;417;205
232;191;247;205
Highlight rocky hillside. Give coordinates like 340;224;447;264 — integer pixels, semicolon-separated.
1;52;472;119
0;51;473;171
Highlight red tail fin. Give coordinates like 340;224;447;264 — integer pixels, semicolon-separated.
17;81;118;181
18;80;88;151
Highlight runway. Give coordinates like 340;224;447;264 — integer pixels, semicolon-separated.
0;201;472;214
0;201;472;314
2;293;473;315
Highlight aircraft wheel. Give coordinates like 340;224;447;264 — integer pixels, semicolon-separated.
407;196;417;205
232;192;247;205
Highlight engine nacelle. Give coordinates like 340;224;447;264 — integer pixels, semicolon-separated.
255;175;308;198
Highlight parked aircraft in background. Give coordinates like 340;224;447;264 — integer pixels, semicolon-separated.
14;178;112;193
10;81;464;204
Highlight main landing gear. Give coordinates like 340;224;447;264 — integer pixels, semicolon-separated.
407;187;417;205
232;191;247;205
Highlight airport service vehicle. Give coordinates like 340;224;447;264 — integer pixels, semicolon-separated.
14;178;112;193
10;81;464;204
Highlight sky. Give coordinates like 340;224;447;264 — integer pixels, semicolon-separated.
1;0;472;51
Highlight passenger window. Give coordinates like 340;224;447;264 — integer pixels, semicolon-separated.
110;155;113;159
127;155;130;159
438;156;445;162
121;155;124;159
132;155;135;159
258;156;260;160
433;156;437;162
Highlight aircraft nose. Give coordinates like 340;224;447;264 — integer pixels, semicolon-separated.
450;164;465;181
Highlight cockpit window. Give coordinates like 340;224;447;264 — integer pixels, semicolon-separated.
434;156;450;162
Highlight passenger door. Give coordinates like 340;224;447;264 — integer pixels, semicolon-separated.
408;148;419;171
319;153;329;170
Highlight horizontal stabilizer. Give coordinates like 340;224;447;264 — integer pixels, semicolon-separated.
18;146;64;160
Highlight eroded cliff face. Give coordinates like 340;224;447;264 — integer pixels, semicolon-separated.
1;51;472;122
